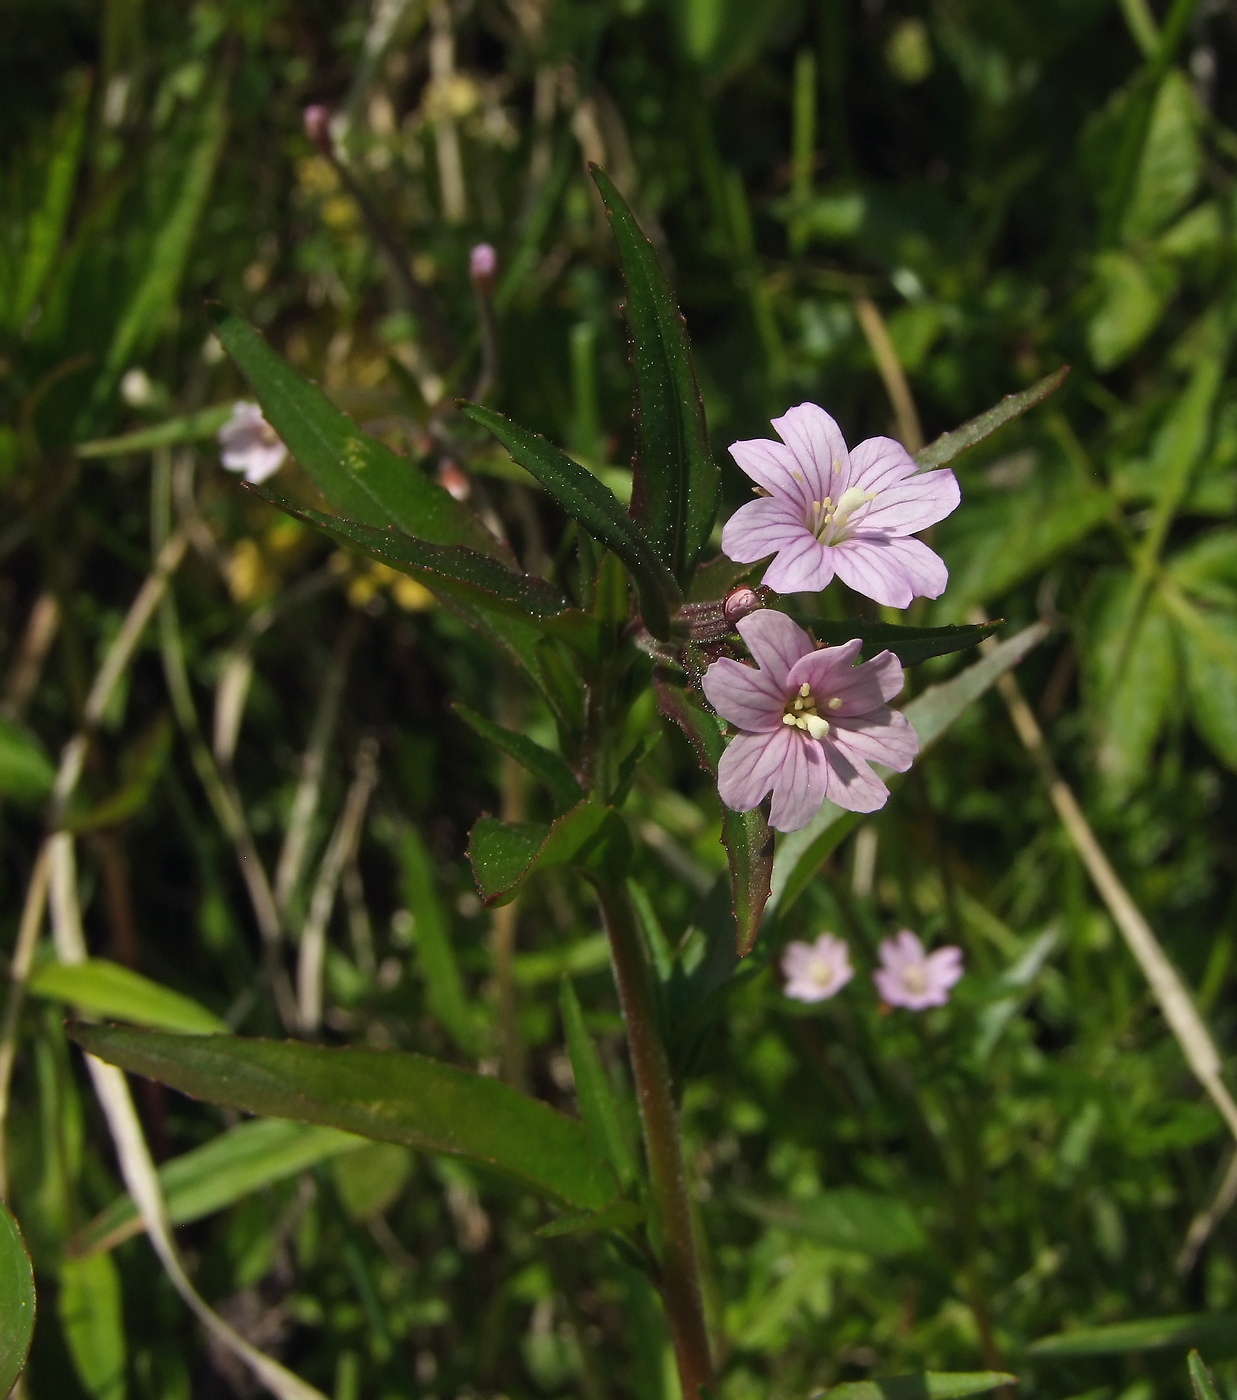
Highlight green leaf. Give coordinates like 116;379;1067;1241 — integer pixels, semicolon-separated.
67;1024;616;1211
0;718;55;804
469;801;632;907
9;72;90;332
210;306;498;556
823;1373;1017;1400
733;1188;926;1257
560;979;638;1192
1088;249;1175;370
786;617;1003;668
75;403;233;457
332;1143;414;1222
74;1119;364;1256
1189;1350;1222;1400
254;488;597;651
102;83;229;388
28;958;226;1035
58;1253;125;1400
1180;608;1237;770
590;165;719;580
536;1200;645;1240
914;367;1070;470
1121;68;1203;243
459;403;682;639
654;683;772;955
67;714;172;833
1029;1312;1237;1359
396;825;484;1055
0;1202;35;1398
453;704;584;813
769;623;1048;917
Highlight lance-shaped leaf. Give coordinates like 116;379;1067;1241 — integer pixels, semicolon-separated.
560;979;638;1192
1190;1350;1222;1400
768;622;1048;918
468;801;632;907
655;682;772;956
74;1119;364;1256
787;617;1002;668
915;366;1070;470
459;404;682;639
68;1025;615;1211
454;704;584;813
210;305;499;557
28;959;226;1035
591;165;719;580
1029;1313;1237;1359
0;1202;34;1398
733;1188;925;1257
254;489;599;653
822;1373;1017;1400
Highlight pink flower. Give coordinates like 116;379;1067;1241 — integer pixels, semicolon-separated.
873;931;963;1009
701;610;918;831
303;104;332;152
721;403;960;607
782;933;854;1003
218;402;287;484
470;243;498;290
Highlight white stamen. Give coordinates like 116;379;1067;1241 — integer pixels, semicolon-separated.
782;713;797;726
828;697;843;710
799;682;811;697
804;714;830;741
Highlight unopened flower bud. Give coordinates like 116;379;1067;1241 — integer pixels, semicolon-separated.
303;104;333;153
469;243;498;293
437;458;471;502
723;586;761;625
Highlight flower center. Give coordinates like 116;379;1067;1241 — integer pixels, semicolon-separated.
782;682;844;740
901;965;928;995
807;486;876;544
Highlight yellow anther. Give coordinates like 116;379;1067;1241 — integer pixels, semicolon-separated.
782;713;797;726
799;682;811;697
804;714;830;741
828;696;843;711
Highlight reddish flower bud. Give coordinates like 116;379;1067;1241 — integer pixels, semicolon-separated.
303;104;332;153
469;243;498;293
437;459;471;502
723;586;761;625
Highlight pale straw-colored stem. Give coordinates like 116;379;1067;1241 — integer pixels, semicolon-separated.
297;738;380;1033
0;592;60;722
429;1;466;222
852;295;924;454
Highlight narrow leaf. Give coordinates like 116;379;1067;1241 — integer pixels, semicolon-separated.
824;1374;1017;1400
787;617;1003;667
560;979;638;1191
76;404;233;457
1030;1313;1237;1358
0;718;55;804
1189;1350;1222;1400
397;825;484;1055
656;682;772;955
733;1189;925;1257
591;165;720;579
454;704;584;813
459;403;682;638
59;1253;125;1400
0;1202;34;1398
769;623;1048;916
73;1119;364;1256
67;1024;616;1211
254;488;596;650
211;306;499;556
915;367;1070;470
29;959;226;1034
536;1200;644;1239
469;801;632;907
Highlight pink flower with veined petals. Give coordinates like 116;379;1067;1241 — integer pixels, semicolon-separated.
782;933;854;1003
701;610;918;831
218;401;287;485
873;930;963;1009
722;403;960;607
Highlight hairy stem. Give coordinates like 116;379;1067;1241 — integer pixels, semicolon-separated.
594;879;713;1398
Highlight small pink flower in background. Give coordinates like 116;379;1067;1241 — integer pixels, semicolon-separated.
782;933;854;1003
721;403;960;608
218;402;287;485
873;930;963;1009
470;243;498;291
437;458;471;502
701;610;918;831
303;104;332;152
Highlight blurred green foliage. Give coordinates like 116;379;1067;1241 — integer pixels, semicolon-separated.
2;0;1237;1397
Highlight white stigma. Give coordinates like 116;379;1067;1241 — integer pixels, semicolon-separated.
783;685;830;740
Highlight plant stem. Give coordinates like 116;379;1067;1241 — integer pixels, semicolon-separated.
594;879;713;1398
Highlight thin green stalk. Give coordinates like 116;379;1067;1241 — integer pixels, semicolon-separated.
594;879;713;1399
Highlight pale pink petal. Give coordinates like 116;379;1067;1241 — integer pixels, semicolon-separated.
735;610;814;687
819;741;890;813
845;436;919;495
728;437;813;509
700;657;785;732
886;930;925;968
721;496;806;563
771;403;851;502
763;536;835;594
925;946;964;990
768;731;830;831
858;473;960;538
717;728;794;812
788;643;900;713
831;535;949;608
831;707;918;772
